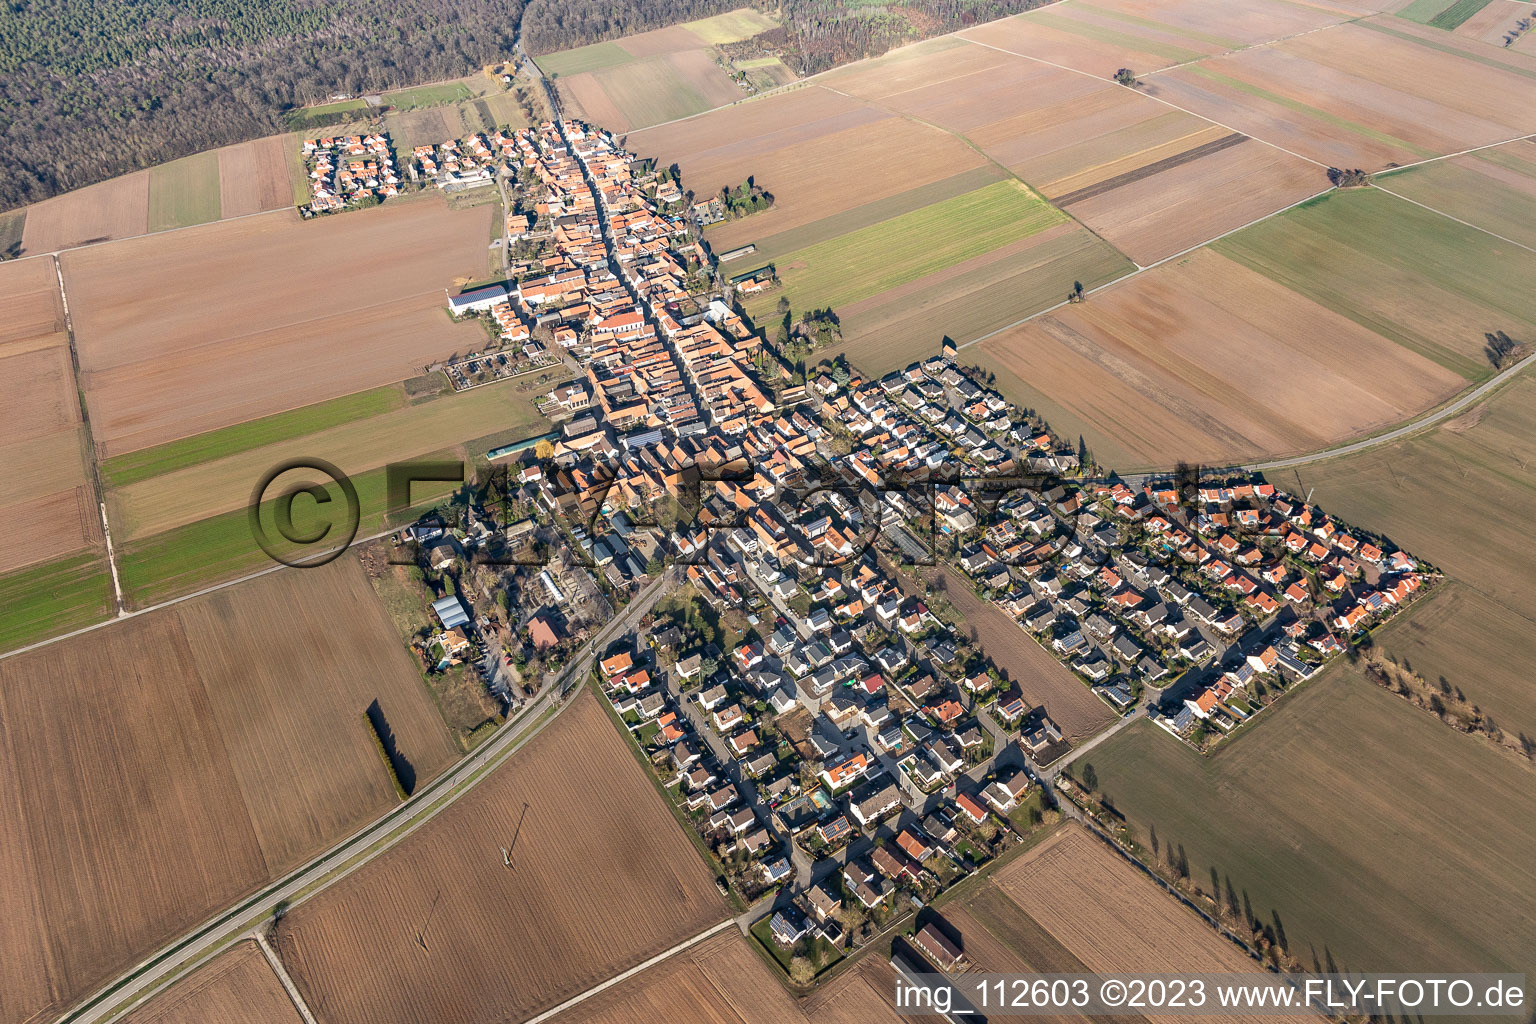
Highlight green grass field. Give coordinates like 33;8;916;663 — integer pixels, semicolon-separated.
1086;670;1536;976
384;81;474;110
115;460;461;608
683;8;780;44
746;179;1068;318
1399;0;1495;29
146;150;222;232
537;41;636;78
1378;147;1536;251
0;552;114;653
101;385;406;490
734;165;1006;267
1213;188;1536;380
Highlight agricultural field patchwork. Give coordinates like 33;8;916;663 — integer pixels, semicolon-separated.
974;245;1466;469
823;39;1327;265
958;0;1353;77
1213;188;1536;380
559;50;746;132
20;169;151;254
109;378;548;543
540;8;776;131
1085;675;1536;976
742;179;1069;316
119;942;304;1024
0;557;456;1024
273;691;727;1024
61;199;494;457
16;134;306;255
1150;19;1536;170
829;222;1132;373
1294;371;1536;732
1377;139;1536;250
0;258;101;603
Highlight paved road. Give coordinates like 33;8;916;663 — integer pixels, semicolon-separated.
63;570;678;1024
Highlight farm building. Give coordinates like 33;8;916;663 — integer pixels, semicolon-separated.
447;283;509;316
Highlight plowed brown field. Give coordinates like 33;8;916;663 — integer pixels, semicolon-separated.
61;200;492;456
274;690;726;1024
0;257;98;572
20;171;151;254
0;557;455;1024
932;567;1119;743
218;135;301;218
1151;19;1536;169
992;825;1320;1024
120;942;305;1024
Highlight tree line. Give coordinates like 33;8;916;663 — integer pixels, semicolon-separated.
4;0;1053;213
0;0;532;211
750;0;1051;76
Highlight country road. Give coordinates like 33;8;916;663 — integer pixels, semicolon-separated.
1116;350;1536;486
1239;349;1536;472
61;569;679;1024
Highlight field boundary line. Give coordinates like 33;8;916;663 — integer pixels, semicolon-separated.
517;918;736;1024
955;183;1334;350
59;572;675;1024
955;36;1330;169
1373;181;1536;256
813;83;1139;267
12;206;296;264
253;934;319;1024
623;0;1080;138
0;525;395;663
1356;130;1536;176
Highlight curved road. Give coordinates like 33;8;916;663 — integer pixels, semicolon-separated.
1239;349;1536;472
1118;350;1536;487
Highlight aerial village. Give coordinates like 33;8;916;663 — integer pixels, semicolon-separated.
301;133;401;212
398;119;1430;980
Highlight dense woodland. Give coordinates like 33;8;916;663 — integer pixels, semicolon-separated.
521;0;743;53
759;0;1049;75
3;0;1049;212
0;0;529;211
